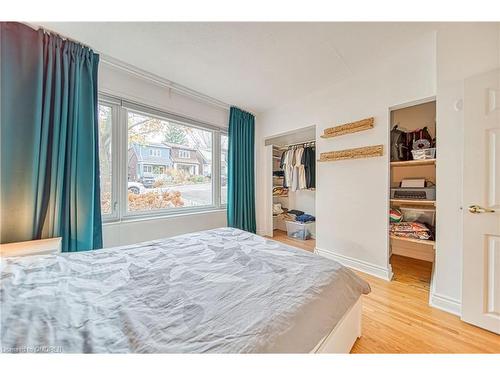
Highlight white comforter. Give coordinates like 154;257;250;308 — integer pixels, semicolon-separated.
0;228;370;353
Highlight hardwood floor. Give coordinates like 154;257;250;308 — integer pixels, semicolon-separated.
270;229;316;252
270;230;500;353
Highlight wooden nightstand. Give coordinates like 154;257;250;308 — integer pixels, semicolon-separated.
0;238;62;257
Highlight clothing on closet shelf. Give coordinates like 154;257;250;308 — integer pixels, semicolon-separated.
279;144;315;190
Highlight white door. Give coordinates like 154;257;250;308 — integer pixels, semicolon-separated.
462;68;500;334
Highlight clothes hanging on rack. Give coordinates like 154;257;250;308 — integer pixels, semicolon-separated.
292;147;303;191
279;143;315;190
284;148;295;189
302;146;316;188
279;151;288;187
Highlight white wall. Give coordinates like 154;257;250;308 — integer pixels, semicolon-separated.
432;23;500;315
287;190;316;237
256;32;437;280
103;210;227;248
99;61;229;128
99;62;230;247
288;190;315;216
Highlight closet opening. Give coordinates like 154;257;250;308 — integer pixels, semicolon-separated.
265;126;316;252
388;97;436;290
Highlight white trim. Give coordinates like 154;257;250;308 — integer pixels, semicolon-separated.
388;95;437;111
315;247;393;281
99;96;227;223
429;292;462;317
257;229;268;237
103;208;226;227
100;55;231;111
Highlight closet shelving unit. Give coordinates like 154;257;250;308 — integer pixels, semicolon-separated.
272;145;288;231
389;99;437;263
390;158;436;167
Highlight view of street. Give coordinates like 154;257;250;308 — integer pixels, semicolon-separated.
144;182;227;206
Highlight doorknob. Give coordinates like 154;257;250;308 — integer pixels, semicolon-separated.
468;204;496;214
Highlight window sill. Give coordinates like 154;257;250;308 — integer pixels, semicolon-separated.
102;208;227;226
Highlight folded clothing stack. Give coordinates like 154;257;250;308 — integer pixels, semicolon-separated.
278;212;296;221
296;214;315;223
390;222;433;240
273;203;286;215
273;186;288;196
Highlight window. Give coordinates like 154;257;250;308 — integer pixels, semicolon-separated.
99;97;226;221
127;110;213;212
154;165;165;174
221;134;228;205
149;149;161;157
98;105;113;215
179;150;190;158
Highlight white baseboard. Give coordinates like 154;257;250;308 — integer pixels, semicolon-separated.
315;247;393;281
257;229;267;237
429;292;462;316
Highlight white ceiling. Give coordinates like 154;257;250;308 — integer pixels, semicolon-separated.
38;22;437;113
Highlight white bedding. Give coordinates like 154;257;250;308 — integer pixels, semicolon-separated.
0;227;370;353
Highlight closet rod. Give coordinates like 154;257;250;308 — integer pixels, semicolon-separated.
279;140;316;148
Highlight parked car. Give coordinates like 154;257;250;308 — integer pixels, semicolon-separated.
140;176;155;188
128;181;146;194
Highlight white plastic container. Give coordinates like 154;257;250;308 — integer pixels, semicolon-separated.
411;148;436;160
285;221;313;240
400;207;435;226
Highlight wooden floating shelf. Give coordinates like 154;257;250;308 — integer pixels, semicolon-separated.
319;145;383;162
321;117;374;138
390;235;435;247
390;199;436;207
390;159;436;167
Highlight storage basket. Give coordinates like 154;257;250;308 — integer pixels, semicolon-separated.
285;221;313;240
411;148;436;160
400;207;435;226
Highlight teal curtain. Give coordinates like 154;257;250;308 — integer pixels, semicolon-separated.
1;22;102;252
227;107;256;233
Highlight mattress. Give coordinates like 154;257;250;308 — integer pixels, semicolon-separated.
0;227;370;353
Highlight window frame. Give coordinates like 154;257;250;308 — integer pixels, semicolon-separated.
178;150;191;159
98;98;121;222
99;94;227;223
220;133;229;208
149;149;161;157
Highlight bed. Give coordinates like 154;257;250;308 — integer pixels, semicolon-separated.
0;227;370;353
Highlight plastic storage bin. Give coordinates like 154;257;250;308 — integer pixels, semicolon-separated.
285;221;313;240
400;207;435;226
411;148;436;160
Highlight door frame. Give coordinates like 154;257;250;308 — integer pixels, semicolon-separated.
386;95;437;291
262;125;317;238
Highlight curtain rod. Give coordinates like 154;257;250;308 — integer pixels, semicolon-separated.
24;22;94;50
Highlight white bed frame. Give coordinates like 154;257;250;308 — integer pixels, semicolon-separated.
311;297;363;353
